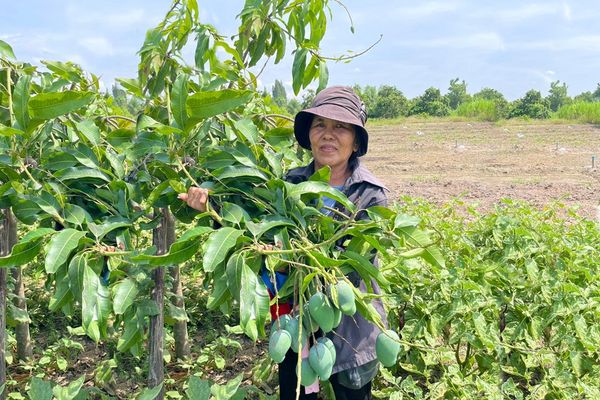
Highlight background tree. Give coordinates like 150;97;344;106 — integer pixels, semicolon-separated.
372;85;408;119
509;89;550;119
445;78;470;110
546;80;571;112
410;87;450;117
353;84;378;114
473;87;510;118
286;97;301;115
272;79;288;109
300;89;316;109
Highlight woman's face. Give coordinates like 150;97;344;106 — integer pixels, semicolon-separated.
308;116;358;171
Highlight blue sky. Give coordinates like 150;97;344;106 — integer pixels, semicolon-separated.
2;1;600;100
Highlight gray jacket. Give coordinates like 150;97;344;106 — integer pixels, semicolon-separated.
285;159;388;375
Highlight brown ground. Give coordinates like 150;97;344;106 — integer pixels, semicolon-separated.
362;120;600;220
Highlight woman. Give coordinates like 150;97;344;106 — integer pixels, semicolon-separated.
179;86;388;400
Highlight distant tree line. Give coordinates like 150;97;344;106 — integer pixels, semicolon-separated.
267;78;600;122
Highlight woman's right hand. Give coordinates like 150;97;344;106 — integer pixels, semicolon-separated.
177;187;209;212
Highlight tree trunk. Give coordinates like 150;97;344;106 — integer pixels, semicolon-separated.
148;209;168;399
8;210;31;361
166;212;190;359
0;209;13;400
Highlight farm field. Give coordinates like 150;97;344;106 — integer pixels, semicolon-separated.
363;120;600;219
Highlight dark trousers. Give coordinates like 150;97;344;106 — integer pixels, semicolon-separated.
279;350;372;400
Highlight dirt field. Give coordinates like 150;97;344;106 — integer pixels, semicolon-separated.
362;120;600;220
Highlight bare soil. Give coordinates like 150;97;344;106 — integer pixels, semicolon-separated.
362;120;600;220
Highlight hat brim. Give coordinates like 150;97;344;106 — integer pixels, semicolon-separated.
294;106;369;157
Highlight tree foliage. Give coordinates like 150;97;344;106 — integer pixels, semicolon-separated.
410;87;450;117
445;78;470;110
372;85;408;119
509;89;550;119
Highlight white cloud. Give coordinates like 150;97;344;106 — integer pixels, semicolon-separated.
395;32;505;51
562;2;572;21
494;3;562;22
65;5;156;30
516;35;600;51
392;1;461;19
78;37;115;56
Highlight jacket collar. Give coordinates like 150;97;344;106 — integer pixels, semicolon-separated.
286;159;388;191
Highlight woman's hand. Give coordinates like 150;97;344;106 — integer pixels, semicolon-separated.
177;187;209;212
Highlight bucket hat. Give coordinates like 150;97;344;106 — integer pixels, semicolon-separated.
294;86;369;157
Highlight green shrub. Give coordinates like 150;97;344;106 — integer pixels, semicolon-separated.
456;99;499;121
555;101;600;124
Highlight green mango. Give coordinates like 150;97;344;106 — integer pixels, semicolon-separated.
332;307;342;329
375;329;400;367
297;358;318;387
302;304;320;334
308;342;334;381
273;314;292;331
334;281;356;316
317;336;336;365
286;317;308;353
269;329;292;363
308;292;335;333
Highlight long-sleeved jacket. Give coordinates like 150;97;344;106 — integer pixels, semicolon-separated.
285;158;388;375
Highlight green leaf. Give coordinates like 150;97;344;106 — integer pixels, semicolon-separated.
186;376;211;400
116;78;143;97
105;147;125;179
29;91;95;120
214;166;267;181
225;252;245;301
202;228;244;272
396;226;445;269
220;202;250;225
206;273;230;310
13;75;31;130
317;60;329;92
65;143;100;168
342;251;389;290
286;181;355;212
0;40;16;59
130;238;200;266
240;263;267;340
82;264;110;342
52;375;84;400
137;384;163;400
113;278;138;315
194;27;210;69
117;317;143;352
0;237;45;268
292;48;308;95
136;114;182;135
186;89;253;122
45;229;86;274
246;215;295;240
11;198;41;224
233;118;259;145
210;374;243;400
394;214;421;228
68;253;86;302
88;217;131;241
75;119;101;146
178;226;214;241
0;124;26;137
29;191;62;222
49;276;73;312
64;204;91;226
28;377;53;400
171;73;189;128
54;167;110;183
